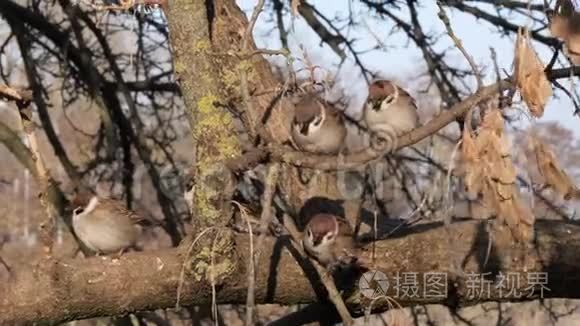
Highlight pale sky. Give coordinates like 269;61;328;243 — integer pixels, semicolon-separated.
237;0;580;136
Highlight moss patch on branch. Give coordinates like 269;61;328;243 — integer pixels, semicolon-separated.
189;229;237;284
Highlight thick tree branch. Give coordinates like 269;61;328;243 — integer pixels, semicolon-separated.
0;119;38;179
1;220;579;324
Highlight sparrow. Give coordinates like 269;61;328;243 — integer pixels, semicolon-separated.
363;79;419;149
291;95;347;155
71;192;156;255
302;213;358;268
548;10;580;64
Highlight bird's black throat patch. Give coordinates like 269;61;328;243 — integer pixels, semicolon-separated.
299;120;312;135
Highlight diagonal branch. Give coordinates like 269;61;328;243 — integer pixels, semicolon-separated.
298;2;347;60
0;119;38;179
233;63;580;172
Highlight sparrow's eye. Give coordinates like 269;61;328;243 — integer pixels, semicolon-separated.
323;233;335;242
384;95;395;104
307;229;313;239
73;207;84;215
312;116;322;127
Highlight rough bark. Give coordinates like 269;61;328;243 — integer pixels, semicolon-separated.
166;0;355;227
0;120;38;179
2;220;580;324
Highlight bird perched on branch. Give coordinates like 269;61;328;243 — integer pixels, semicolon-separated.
302;213;359;268
363;79;419;150
71;192;158;256
291;95;347;155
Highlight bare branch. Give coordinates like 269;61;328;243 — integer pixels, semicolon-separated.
237;79;510;171
437;2;484;90
247;163;279;324
0;119;38;179
297;2;347;60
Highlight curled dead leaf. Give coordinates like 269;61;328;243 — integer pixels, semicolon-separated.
529;136;580;200
514;28;552;118
459;108;534;242
480;109;504;135
496;193;534;242
461;128;478;162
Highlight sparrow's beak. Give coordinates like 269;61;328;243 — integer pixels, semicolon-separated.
313;235;323;246
299;122;309;135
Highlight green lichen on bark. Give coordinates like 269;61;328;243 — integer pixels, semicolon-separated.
221;59;256;96
191;94;240;226
167;0;245;229
189;229;237;283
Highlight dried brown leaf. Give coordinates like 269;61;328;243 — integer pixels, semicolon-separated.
459;108;534;242
530;136;580;200
461;128;478;162
480;108;504;135
497;193;534;242
465;168;485;198
461;127;482;196
514;28;552;117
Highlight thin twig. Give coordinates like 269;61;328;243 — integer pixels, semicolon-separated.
490;47;508;110
239;0;273;143
437;2;483;91
312;261;354;326
246;163;279;325
444;139;463;226
0;236;11;278
176;227;216;309
0;255;11;277
86;0;167;11
210;230;221;326
241;48;289;59
240;3;272;323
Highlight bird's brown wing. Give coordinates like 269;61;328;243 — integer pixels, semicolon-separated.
336;217;354;237
324;102;348;128
397;86;418;111
100;198;154;226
